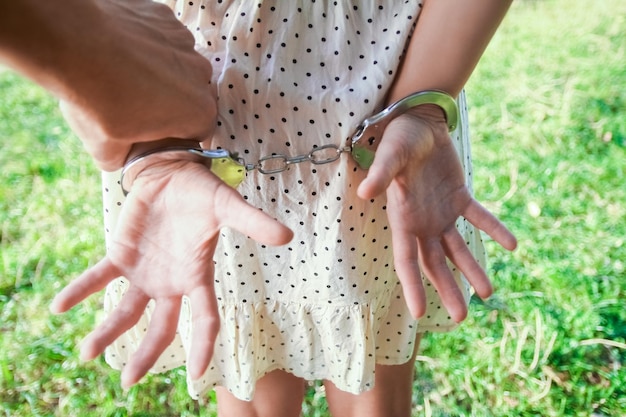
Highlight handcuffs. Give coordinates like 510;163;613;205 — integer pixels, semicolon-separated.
121;90;458;195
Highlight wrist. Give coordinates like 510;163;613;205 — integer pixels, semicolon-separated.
121;139;203;195
404;103;449;127
350;90;458;169
124;138;202;165
120;141;246;195
388;91;458;132
0;0;106;99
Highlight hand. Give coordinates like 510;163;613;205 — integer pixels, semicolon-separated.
357;107;517;322
50;161;293;388
58;0;217;171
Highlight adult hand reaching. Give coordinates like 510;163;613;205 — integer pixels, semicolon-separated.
357;106;517;323
50;161;293;388
58;0;217;171
0;0;216;171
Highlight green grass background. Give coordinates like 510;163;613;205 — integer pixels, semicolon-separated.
1;0;625;415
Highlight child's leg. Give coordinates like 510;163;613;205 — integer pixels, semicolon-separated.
323;334;423;417
215;369;306;417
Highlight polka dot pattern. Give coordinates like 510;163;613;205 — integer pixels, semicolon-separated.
101;0;486;401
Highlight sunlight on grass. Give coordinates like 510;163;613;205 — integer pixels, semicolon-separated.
1;1;624;415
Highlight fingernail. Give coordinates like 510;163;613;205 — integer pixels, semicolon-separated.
49;298;61;314
121;371;135;390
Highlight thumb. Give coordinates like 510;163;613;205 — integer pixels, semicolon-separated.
219;188;294;246
357;114;438;200
356;130;409;200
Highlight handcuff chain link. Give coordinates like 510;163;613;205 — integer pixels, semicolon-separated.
239;143;352;175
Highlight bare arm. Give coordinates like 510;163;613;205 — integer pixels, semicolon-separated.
389;0;513;101
0;1;94;94
0;0;216;171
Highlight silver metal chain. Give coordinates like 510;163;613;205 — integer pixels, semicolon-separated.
237;143;352;175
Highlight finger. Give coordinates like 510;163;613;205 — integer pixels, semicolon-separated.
50;258;121;313
121;297;182;388
187;284;220;380
357;139;407;200
441;229;493;299
391;227;426;319
80;286;150;361
218;186;294;246
417;238;468;323
464;200;517;251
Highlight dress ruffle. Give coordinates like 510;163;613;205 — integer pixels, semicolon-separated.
103;260;473;401
191;295;396;400
105;279;401;400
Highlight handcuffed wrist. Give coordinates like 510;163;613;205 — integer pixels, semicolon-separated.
350;90;459;169
121;146;200;196
123;138;201;165
120;144;246;195
120;139;204;195
391;90;459;132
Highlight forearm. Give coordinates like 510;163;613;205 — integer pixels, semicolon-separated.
0;0;107;100
1;0;217;171
388;0;512;102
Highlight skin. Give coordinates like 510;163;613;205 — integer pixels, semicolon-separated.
0;0;217;171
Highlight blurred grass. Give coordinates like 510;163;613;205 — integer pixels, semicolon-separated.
1;0;625;415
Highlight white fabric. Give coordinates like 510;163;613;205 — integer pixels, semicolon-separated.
101;0;485;401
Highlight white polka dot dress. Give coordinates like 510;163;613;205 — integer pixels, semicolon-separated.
101;0;486;401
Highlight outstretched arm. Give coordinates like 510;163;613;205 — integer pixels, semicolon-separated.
0;0;216;170
359;0;517;321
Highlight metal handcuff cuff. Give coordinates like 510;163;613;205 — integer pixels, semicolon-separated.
120;90;458;195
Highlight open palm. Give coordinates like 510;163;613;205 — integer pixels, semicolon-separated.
358;110;517;322
51;161;292;387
